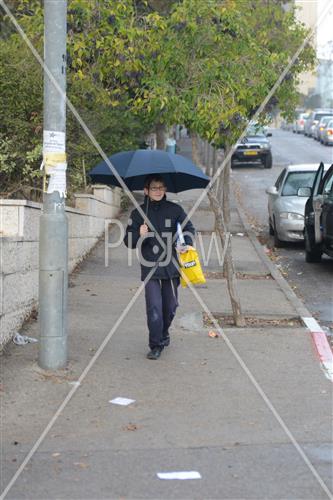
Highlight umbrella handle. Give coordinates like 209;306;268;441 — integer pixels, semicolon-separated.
145;196;149;225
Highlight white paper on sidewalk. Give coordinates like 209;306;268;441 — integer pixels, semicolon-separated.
68;381;80;387
109;397;135;406
13;333;38;345
157;471;201;480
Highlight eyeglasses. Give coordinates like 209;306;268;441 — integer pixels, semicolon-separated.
149;186;166;192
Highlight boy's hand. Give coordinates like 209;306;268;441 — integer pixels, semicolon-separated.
140;223;149;236
178;245;189;253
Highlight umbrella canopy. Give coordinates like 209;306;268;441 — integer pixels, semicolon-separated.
88;149;210;192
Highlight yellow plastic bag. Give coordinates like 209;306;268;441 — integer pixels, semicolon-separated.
178;246;206;288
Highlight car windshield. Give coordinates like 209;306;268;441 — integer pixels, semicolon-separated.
314;113;333;121
319;116;332;125
246;124;266;136
282;171;316;196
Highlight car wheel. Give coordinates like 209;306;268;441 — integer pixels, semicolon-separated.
273;218;284;248
263;155;272;169
304;227;322;263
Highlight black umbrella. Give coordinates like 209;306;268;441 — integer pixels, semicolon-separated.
88;149;210;193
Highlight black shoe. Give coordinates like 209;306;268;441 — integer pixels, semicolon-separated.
146;347;163;360
162;335;170;347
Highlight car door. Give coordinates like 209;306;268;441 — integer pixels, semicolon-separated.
309;162;325;243
321;165;333;246
268;168;286;222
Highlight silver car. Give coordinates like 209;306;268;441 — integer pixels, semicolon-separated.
314;115;333;141
322;119;333;146
266;164;329;246
292;112;309;133
304;110;333;137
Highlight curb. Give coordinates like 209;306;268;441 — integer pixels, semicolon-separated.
235;202;333;382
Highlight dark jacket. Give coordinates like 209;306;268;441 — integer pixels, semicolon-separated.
124;196;195;281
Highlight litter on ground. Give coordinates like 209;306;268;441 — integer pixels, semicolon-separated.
157;471;201;480
109;397;135;406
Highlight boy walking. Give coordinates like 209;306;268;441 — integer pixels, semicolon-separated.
124;175;195;359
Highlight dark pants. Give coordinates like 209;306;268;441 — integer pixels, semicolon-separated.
144;278;179;349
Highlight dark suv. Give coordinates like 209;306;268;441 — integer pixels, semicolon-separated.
232;124;273;169
304;162;333;262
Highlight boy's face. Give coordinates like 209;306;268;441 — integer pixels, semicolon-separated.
144;180;166;202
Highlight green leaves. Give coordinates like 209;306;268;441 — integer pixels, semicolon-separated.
1;0;315;197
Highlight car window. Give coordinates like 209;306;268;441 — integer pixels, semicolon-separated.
319;117;331;125
314;113;333;121
327;182;333;200
313;164;325;195
282;171;316;196
246;124;265;136
323;172;333;196
275;169;286;190
327;120;333;128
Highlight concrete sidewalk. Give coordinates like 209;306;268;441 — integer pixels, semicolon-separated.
1;142;332;499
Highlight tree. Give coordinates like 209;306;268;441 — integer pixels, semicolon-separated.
126;0;315;325
0;0;315;324
0;34;43;196
0;0;152;198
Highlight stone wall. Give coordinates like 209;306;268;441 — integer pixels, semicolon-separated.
0;186;121;346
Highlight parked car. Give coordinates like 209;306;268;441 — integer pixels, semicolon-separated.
232;124;273;169
304;109;333;137
304;162;333;262
281;119;293;131
321;119;333;146
314;115;333;141
266;164;329;247
293;112;309;134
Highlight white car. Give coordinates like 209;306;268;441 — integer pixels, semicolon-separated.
266;164;330;246
292;112;309;134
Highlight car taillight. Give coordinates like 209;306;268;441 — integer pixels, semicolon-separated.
327;129;333;135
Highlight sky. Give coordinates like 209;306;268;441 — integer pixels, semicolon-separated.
317;0;333;59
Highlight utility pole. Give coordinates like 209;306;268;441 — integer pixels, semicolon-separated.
39;0;68;370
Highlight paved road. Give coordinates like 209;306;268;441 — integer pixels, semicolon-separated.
232;128;333;332
272;128;333;166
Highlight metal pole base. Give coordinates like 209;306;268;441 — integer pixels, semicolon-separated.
38;192;68;370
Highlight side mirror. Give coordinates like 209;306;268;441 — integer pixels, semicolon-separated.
297;187;311;197
266;132;272;137
266;186;278;195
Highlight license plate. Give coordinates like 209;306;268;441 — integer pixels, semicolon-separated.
244;151;258;156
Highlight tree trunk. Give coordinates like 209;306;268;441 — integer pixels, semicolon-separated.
206;143;211;175
212;146;217;177
208;190;245;327
190;132;201;166
156;122;167;150
222;144;231;228
224;241;245;326
201;141;206;166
